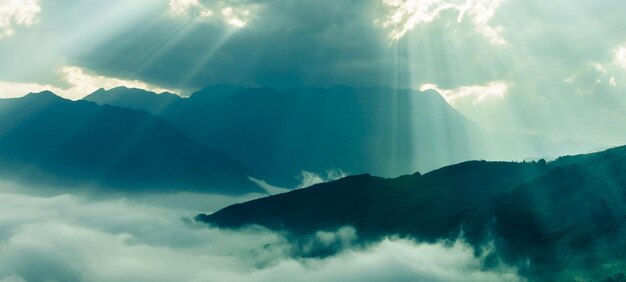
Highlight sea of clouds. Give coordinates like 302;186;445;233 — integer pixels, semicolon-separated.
0;180;523;282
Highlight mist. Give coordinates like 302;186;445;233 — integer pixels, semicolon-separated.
1;0;624;280
0;182;522;282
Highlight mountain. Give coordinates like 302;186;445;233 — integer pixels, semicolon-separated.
197;146;626;281
86;87;182;113
0;91;262;195
84;85;602;187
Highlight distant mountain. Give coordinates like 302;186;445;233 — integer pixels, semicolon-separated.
85;87;182;113
197;146;626;281
84;85;602;187
0;92;262;195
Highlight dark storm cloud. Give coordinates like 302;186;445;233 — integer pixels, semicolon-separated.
71;0;514;91
2;0;626;143
73;0;393;91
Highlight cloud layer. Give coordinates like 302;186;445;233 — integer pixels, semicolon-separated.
377;0;505;44
0;183;522;282
0;0;40;39
1;0;626;144
0;66;177;99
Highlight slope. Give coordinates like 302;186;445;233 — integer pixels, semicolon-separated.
84;85;593;187
198;146;626;280
0;91;262;195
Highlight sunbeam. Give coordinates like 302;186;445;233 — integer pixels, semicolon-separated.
181;27;238;86
0;1;625;281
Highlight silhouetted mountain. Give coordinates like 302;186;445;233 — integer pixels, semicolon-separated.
84;85;602;187
197;146;626;281
0;91;262;195
85;87;182;113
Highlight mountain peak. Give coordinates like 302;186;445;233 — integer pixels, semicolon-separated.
109;86;150;93
83;86;182;113
23;90;65;101
419;88;446;99
27;90;58;96
0;95;261;195
86;86;181;98
94;86;154;96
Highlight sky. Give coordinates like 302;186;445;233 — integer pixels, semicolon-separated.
1;0;626;145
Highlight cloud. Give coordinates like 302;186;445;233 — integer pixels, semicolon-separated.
377;0;506;44
377;0;457;41
248;177;290;195
169;0;207;16
169;0;252;28
0;184;523;282
0;66;178;100
297;169;348;189
0;0;40;39
250;169;349;195
613;43;626;69
1;0;626;144
421;81;510;105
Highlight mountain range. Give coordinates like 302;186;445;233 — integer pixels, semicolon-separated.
197;145;626;281
84;85;601;187
1;86;622;280
0;91;261;195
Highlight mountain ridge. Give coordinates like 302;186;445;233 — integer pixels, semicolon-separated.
197;145;626;281
0;91;262;195
83;85;602;187
84;86;183;114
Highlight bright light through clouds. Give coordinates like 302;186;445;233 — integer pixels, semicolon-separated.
613;43;626;69
169;0;250;28
0;0;41;39
169;0;213;18
0;66;178;100
221;6;247;28
420;81;510;105
378;0;506;45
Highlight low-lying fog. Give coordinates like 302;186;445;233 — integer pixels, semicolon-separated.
0;179;522;282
